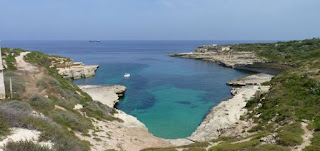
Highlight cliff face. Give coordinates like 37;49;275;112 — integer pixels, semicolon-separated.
56;65;99;79
49;57;99;79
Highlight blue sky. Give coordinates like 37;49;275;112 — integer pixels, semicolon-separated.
0;0;319;40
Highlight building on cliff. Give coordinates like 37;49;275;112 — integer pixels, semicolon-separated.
195;45;231;53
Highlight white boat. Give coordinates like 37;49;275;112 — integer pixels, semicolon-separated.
124;73;130;78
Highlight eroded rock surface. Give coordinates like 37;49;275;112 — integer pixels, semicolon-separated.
79;85;126;108
227;73;273;86
78;85;172;151
50;57;99;79
170;51;265;68
188;74;273;142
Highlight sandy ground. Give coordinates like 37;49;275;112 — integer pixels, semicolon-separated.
15;52;39;73
78;86;172;151
0;128;53;150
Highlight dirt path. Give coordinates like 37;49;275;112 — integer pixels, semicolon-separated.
15;52;45;98
292;122;313;151
16;52;39;73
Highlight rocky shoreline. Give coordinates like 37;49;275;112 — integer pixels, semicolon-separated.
76;73;274;149
169;52;265;68
170;52;291;74
188;74;273;142
50;56;99;79
79;85;126;108
71;50;275;149
78;85;172;151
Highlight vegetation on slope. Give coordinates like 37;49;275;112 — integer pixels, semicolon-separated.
3;140;52;151
2;39;320;150
235;39;320;150
0;49;121;150
146;38;320;150
231;38;320;65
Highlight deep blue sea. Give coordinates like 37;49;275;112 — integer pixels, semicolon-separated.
2;40;258;139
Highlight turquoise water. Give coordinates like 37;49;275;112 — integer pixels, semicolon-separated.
3;40;253;139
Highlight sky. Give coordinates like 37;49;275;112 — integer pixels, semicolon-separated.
0;0;319;40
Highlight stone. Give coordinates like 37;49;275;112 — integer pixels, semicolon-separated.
49;56;99;79
74;104;83;110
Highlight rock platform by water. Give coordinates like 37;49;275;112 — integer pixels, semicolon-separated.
50;57;99;79
170;51;265;68
187;73;273;142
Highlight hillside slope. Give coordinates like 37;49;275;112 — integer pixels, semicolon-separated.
147;38;320;151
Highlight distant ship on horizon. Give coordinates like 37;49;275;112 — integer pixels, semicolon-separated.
89;40;101;42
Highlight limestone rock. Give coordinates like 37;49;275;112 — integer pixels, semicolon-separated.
57;65;99;79
260;133;277;144
189;74;273;142
49;56;99;79
227;73;273;86
79;85;126;108
170;51;265;68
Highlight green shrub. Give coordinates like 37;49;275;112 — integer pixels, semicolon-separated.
209;139;260;151
0;100;33;127
0;116;10;140
310;115;320;131
93;137;102;141
141;148;177;151
245;98;260;110
0;105;90;151
277;123;304;146
50;110;93;133
5;54;17;71
211;136;240;143
304;132;320;151
2;48;23;71
82;101;117;121
28;95;55;114
3;140;52;151
4;71;25;99
256;144;290;151
49;77;61;86
248;125;265;132
36;79;49;91
182;148;206;151
180;142;210;148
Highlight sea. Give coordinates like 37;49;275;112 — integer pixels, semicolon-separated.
2;40;264;139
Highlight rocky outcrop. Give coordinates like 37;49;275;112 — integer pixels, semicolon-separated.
78;85;172;151
50;57;99;79
227;73;273;86
79;85;126;108
170;51;265;68
188;74;273;142
57;65;99;79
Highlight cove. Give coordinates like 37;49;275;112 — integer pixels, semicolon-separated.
2;40;252;139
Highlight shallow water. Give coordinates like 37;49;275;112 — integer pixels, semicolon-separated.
3;40;255;139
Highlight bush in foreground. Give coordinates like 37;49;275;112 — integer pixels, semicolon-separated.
4;72;26;99
3;140;52;151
